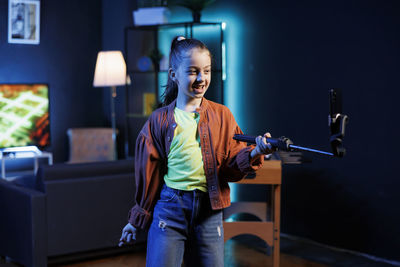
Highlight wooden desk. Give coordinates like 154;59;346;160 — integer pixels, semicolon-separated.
224;160;282;267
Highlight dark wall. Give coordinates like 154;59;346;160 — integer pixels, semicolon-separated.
201;0;400;261
0;0;103;162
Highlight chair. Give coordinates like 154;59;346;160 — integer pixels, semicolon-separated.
67;128;116;163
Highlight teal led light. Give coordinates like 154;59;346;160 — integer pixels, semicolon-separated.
222;41;226;81
221;22;226;81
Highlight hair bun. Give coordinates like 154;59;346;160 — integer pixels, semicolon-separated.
171;36;186;50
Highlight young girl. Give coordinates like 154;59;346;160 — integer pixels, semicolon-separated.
119;36;274;267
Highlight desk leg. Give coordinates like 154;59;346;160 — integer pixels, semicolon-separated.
273;184;281;267
34;157;39;174
1;157;5;179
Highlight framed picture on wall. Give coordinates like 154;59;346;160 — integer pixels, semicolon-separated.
8;0;40;45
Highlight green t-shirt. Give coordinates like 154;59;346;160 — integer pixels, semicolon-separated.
163;107;207;192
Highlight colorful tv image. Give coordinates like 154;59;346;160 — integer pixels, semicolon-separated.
0;84;50;149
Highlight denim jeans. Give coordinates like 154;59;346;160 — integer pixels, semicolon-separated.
146;184;224;267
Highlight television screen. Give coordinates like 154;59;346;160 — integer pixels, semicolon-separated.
0;84;50;149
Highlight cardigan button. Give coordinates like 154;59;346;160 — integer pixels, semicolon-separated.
167;136;171;142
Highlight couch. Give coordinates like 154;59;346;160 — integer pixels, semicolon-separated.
0;159;143;267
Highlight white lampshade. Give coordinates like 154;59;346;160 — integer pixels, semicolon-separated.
93;51;127;87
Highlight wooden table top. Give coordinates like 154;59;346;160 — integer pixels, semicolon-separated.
236;160;282;185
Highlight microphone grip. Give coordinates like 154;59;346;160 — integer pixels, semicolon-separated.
233;134;292;151
233;134;257;144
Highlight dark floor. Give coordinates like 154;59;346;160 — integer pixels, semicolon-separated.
280;234;398;267
223;234;399;267
1;234;399;267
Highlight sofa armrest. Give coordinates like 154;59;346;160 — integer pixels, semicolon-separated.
0;179;47;267
45;173;137;256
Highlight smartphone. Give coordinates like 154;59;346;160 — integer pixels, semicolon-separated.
329;88;342;118
329;88;348;157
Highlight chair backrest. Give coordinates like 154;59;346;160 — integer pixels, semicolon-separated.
67;128;116;163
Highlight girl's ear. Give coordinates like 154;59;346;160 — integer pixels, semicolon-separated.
169;68;177;82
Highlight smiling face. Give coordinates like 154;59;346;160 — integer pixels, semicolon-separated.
169;48;211;105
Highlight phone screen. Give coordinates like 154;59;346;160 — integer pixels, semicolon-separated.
329;88;342;117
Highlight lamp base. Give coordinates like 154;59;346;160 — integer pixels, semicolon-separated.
110;86;118;160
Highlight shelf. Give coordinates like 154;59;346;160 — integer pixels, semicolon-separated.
127;70;223;74
125;21;223;31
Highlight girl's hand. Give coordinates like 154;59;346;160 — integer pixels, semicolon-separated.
118;223;137;247
251;132;275;158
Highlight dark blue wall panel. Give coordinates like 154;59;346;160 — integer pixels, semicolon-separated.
0;0;103;161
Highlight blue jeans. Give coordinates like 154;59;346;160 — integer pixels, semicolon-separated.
146;184;224;267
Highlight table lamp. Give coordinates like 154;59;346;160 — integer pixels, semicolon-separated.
93;50;127;160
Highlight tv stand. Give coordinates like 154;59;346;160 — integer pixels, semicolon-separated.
0;147;53;179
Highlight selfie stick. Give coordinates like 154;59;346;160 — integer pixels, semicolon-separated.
233;89;348;158
233;134;335;156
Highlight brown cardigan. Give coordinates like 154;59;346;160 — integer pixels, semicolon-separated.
128;98;263;229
